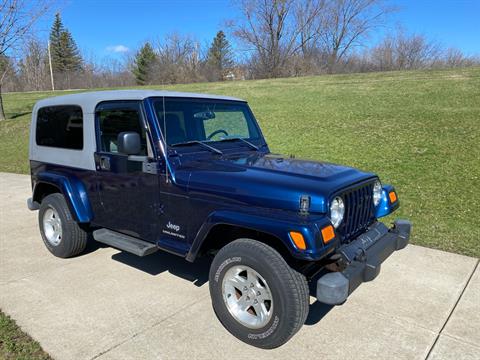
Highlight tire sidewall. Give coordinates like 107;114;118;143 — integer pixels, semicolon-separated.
39;194;72;257
209;244;297;347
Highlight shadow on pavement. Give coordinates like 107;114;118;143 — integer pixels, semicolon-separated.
102;241;333;324
111;250;211;287
81;235;108;256
305;301;333;325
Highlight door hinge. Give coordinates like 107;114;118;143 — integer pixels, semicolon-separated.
143;161;158;174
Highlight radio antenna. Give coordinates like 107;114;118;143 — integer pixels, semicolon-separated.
162;96;170;183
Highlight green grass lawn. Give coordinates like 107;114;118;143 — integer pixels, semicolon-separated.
0;310;52;359
1;67;479;258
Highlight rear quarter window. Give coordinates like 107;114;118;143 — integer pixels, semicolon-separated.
36;105;84;150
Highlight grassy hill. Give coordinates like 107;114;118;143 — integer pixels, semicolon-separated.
1;67;479;257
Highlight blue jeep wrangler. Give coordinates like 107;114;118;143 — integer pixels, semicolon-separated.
28;90;411;348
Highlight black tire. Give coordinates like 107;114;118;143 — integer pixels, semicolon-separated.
38;193;88;258
209;238;309;349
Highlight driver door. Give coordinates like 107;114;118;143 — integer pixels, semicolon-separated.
93;101;160;242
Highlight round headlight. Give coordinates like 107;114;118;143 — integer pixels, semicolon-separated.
373;180;382;206
330;196;345;228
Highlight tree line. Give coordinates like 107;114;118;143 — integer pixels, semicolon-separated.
1;0;479;96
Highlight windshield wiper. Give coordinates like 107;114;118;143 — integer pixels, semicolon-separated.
170;140;223;155
218;137;259;150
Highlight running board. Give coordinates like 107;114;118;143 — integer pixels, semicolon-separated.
93;229;158;257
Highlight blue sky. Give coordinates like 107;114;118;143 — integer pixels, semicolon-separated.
35;0;480;61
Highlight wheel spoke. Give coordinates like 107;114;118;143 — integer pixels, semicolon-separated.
253;303;267;323
237;295;250;312
43;207;62;246
222;265;273;329
256;291;271;303
225;274;247;291
246;269;257;284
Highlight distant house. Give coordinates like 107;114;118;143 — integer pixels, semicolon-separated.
224;67;246;81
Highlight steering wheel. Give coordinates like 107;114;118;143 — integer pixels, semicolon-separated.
207;129;229;140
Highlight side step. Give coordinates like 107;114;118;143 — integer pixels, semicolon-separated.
93;229;158;257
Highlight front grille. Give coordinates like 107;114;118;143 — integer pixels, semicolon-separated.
337;182;375;242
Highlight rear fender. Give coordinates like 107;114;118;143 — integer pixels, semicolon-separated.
33;171;93;223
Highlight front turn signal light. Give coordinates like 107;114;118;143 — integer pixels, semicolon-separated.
389;191;397;203
289;231;306;250
321;225;335;244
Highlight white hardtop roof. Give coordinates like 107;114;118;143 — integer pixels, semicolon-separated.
34;89;246;114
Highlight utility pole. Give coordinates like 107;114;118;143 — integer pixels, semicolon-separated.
47;41;55;91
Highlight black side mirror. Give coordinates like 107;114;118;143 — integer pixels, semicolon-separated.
117;132;141;155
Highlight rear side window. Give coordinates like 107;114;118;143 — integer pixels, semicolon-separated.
36;106;83;150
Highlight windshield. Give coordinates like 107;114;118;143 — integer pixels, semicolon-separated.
152;98;261;146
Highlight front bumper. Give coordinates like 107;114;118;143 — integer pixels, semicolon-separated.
316;219;411;305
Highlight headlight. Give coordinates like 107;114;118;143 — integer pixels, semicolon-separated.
373;180;382;206
330;196;345;228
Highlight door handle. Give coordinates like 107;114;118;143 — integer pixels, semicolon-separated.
100;156;110;170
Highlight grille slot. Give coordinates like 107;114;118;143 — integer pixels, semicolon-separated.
338;182;375;242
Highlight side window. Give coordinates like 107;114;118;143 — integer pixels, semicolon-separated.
96;102;147;155
36;105;83;149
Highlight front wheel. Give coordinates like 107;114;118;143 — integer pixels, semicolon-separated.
209;239;309;349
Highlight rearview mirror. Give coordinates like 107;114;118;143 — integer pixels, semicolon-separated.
194;111;215;120
117;132;141;155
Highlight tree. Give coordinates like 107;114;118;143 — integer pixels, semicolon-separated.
394;33;439;69
369;31;441;71
49;13;82;88
0;0;51;120
443;48;473;68
18;38;49;91
49;12;63;54
151;34;204;84
206;31;234;80
132;42;157;85
318;0;393;72
232;0;323;78
58;29;82;72
0;54;15;86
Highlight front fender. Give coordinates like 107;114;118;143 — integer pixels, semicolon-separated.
186;209;334;262
375;184;400;218
33;171;93;223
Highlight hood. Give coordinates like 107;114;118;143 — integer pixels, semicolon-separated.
177;152;376;213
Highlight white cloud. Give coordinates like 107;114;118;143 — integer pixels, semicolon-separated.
106;45;130;53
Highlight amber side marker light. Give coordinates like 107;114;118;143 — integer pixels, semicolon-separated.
389;191;397;203
289;231;306;250
321;225;335;244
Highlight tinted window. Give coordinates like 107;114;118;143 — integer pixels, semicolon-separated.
36;106;83;149
153;98;260;145
96;102;147;155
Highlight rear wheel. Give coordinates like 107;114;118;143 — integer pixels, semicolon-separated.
39;193;88;258
209;238;309;349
